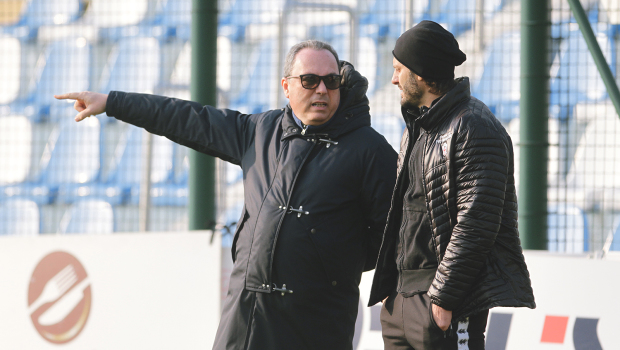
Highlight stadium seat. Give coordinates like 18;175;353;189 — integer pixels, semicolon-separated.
162;37;232;100
431;0;503;37
7;38;91;123
565;109;620;211
100;36;161;97
2;117;101;205
0;0;84;40
471;31;520;123
610;216;620;251
149;0;192;40
0;115;31;186
230;38;283;113
360;0;429;39
219;0;286;42
549;26;614;120
58;199;114;234
547;203;588;253
0;35;21;105
371;115;405;152
506;117;561;187
0;199;39;236
104;124;174;205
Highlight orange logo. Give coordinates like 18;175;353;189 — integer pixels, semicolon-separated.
28;251;91;344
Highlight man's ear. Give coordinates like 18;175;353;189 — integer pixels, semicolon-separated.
281;77;290;98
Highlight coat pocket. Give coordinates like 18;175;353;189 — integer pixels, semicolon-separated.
306;217;364;289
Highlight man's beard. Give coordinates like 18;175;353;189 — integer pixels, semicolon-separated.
400;75;424;110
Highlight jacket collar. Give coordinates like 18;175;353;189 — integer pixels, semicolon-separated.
402;77;471;132
281;61;371;141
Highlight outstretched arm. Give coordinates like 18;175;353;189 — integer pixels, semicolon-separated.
54;91;108;122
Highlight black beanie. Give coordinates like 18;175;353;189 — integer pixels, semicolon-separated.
393;20;466;79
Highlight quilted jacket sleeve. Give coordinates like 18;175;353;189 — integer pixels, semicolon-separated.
428;116;511;311
106;91;257;165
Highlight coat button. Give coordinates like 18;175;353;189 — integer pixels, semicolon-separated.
332;281;337;286
310;229;316;234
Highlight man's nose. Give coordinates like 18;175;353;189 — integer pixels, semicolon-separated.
315;79;328;94
391;71;399;85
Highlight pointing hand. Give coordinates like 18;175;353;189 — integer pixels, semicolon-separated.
54;91;108;122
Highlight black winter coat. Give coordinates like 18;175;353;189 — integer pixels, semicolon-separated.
369;78;535;321
106;62;397;350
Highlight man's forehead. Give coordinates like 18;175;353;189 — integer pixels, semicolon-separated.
293;48;339;72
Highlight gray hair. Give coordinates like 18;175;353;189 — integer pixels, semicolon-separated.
283;40;340;77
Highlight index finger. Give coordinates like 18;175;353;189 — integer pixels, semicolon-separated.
54;92;82;100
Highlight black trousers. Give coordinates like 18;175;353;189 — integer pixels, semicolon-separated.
380;292;489;350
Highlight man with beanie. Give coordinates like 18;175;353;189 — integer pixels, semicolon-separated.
368;21;535;349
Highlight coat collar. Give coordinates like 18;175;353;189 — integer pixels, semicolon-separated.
402;77;471;132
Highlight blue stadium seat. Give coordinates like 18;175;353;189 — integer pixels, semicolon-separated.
219;0;286;42
3;38;91;123
431;0;504;37
471;31;520;123
0;0;84;40
360;0;429;39
2;118;102;205
549;26;614;120
229;38;282;113
103;124;175;205
58;199;114;234
148;0;192;40
100;36;161;97
371;115;405;152
0;115;32;186
565;108;620;211
0;199;39;235
547;203;589;253
150;141;188;206
0;35;22;106
610;217;620;252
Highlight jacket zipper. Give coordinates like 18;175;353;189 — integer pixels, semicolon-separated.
395;124;416;291
267;138;317;292
422;132;442;268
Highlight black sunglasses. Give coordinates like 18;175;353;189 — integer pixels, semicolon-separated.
287;74;343;90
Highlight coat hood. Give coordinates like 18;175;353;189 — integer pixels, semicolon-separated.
282;60;371;139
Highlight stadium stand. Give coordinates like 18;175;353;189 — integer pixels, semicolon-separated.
506;116;561;187
0;0;84;40
547;203;589;253
0;115;32;186
472;31;520;123
0;198;40;236
58;199;114;234
431;0;504;37
565;106;620;211
3;38;91;123
0;35;22;105
549;26;615;120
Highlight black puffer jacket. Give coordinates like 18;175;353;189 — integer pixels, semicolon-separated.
369;77;535;321
107;62;398;349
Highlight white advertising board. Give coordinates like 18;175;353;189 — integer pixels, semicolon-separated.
355;251;620;350
1;233;619;350
0;232;220;349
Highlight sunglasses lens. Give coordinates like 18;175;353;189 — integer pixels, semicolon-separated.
323;75;340;89
301;75;320;89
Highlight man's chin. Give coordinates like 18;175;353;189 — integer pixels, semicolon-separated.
304;114;333;126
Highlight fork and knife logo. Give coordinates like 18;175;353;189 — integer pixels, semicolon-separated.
28;251;92;344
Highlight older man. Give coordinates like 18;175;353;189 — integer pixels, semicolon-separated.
369;21;535;350
56;40;397;350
